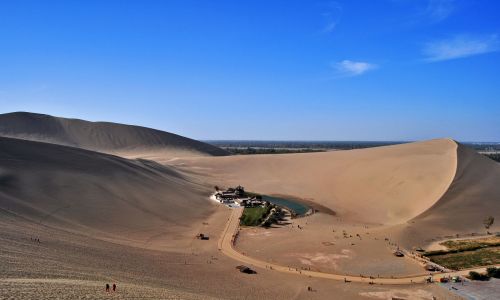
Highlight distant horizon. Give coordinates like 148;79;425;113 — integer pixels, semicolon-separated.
205;139;500;145
2;111;500;144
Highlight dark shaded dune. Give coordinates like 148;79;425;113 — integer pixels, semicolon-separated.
0;112;228;157
0;137;215;249
412;142;500;231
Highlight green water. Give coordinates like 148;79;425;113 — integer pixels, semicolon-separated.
262;195;309;216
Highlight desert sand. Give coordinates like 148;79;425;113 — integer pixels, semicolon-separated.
1;114;499;299
0;136;217;250
220;207;493;284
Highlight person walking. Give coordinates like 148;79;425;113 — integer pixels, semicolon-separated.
113;283;116;292
105;283;110;292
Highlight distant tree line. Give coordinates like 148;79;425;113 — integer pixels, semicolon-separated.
223;147;326;155
469;267;500;281
224;148;500;158
207;140;405;150
484;153;500;163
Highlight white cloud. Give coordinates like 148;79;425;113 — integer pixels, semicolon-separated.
426;0;455;22
323;19;337;33
390;0;456;24
423;35;499;62
321;2;342;33
333;60;378;77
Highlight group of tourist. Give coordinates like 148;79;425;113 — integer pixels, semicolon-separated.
105;283;117;292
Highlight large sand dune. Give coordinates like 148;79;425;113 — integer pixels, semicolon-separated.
399;141;500;243
176;139;499;233
177;139;457;224
0;112;228;160
2;133;497;247
0;136;216;249
171;139;499;281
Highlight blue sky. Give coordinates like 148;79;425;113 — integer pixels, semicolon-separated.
0;0;499;141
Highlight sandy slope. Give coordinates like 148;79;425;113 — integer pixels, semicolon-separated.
0;112;228;160
0;136;216;249
414;142;500;230
0;207;456;300
396;142;500;246
174;139;459;226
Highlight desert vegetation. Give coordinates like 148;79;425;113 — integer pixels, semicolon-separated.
240;206;273;226
239;204;286;227
468;267;500;281
425;236;500;270
223;147;325;155
484;216;495;232
484;153;500;163
429;248;500;270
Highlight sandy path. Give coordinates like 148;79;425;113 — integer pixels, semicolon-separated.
219;207;499;285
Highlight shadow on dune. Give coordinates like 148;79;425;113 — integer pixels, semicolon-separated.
0;137;215;249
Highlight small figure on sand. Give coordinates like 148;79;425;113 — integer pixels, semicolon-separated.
106;283;110;292
113;283;116;292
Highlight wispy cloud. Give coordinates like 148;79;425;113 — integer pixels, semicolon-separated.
425;0;456;22
321;2;342;33
390;0;457;24
333;60;378;77
423;35;499;62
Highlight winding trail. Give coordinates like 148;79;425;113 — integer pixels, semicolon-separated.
218;207;497;285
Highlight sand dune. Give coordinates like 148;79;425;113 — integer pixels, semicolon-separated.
3;133;496;248
401;142;500;242
0;136;216;249
172;138;499;281
177;139;463;226
6;112;494;237
0;112;228;160
175;138;499;247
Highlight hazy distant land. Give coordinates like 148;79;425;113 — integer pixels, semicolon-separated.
207;140;500;162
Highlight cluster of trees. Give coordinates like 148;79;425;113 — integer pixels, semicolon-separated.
262;206;284;228
484;216;495;230
240;204;274;227
486;267;500;278
209;140;402;150
469;267;500;281
484;153;500;163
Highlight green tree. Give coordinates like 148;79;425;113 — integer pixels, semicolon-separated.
483;216;495;230
468;271;490;281
486;267;500;278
